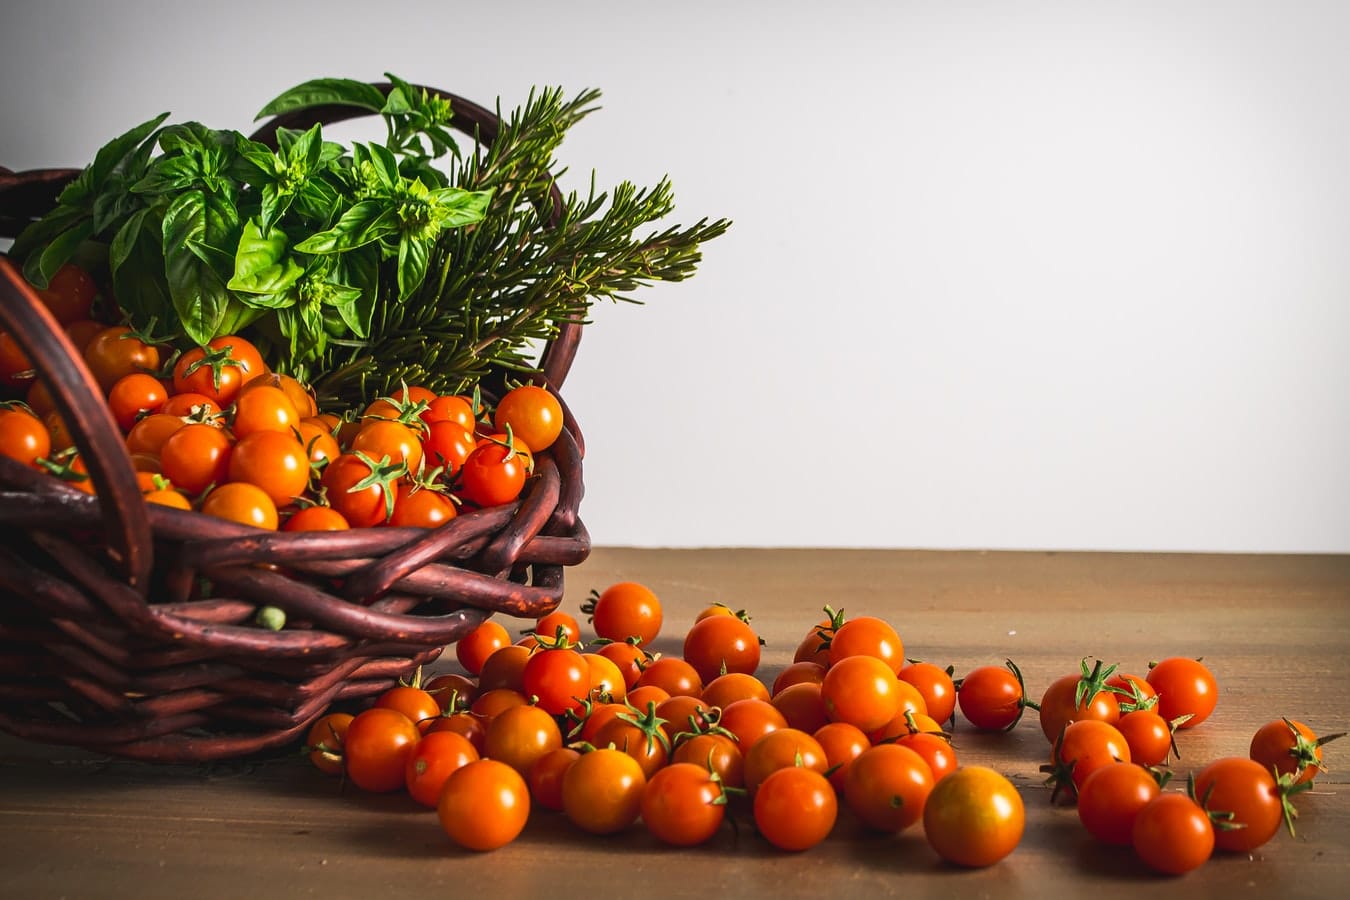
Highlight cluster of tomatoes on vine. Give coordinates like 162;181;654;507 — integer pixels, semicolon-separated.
298;582;1030;866
1;263;562;531
954;653;1344;875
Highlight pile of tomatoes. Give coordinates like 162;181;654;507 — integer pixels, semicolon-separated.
300;581;1341;872
1;264;562;531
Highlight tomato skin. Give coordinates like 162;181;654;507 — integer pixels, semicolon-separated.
1132;792;1214;875
671;732;745;789
388;484;457;528
456;619;511;676
200;482;278;530
107;372;168;432
828;615;905;673
405;731;480;807
922;766;1025;868
641;762;727;846
83;326;161;393
34;263;96;325
561;747;647;835
343;707;422;793
770;681;829;734
305;712;353;776
957;663;1029;731
282;506;350;532
1193;757;1288;852
596;640;649;689
422;421;476;477
589;582;663;647
717;698;788;753
583;652;628;702
1146;657;1218;729
753;766;837;851
899;662;957;725
227;430;310;508
772;661;827;695
320;453;392;528
820;654;902;733
635;657;703;699
813;721;871;791
351;418;423;475
232;384;300;438
1050;720;1132;797
1076;762;1160;846
0;407;51;468
844;743;935;833
477;644;531;694
493;384;563;452
438;759;530;851
159;423;232;497
893;731;959;782
421;394;476;432
125;412;186;457
682;614;761;684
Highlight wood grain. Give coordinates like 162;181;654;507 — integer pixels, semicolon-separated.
2;548;1347;899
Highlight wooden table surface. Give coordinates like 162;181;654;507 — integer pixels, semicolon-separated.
2;548;1348;899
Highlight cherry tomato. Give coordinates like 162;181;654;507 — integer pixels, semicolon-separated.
227;430;310;508
456;619;512;676
957;661;1032;731
893;731;959;782
828;615;904;673
820;654;902;733
438;759;530;850
493;384;563;452
717;698;788;752
844;743;935;833
472;688;530;720
899;662;957;725
343;707;421;793
584;652;628;702
34;263;96;325
1193;756;1295;852
641;761;727;846
635;656;702;699
596;639;650;689
770;681;829;734
1047;719;1131;800
771;661;827;696
923;766;1025;868
421;394;477;431
459;440;527;507
282;506;350;532
593;708;670;779
1117;709;1175;767
587;581;663;647
106;372;168;432
388;484;457;528
230;384;299;439
655;695;713;744
701;672;770;710
405;731;479;807
743;727;829;795
671;732;744;789
483;704;562;777
527;746;581;812
159;391;223;420
793;620;833;667
375;684;443;732
159;423;232;496
682;614;761;684
0;406;51;468
125;412;186;457
422;420;476;477
562;746;647;835
304;712;353;776
1250;717;1345;785
83;326;162;394
753;766;837;851
293;419;340;466
533;609;582;646
1037;661;1122;743
320;452;396;527
477;644;531;694
1132;792;1214;875
171;335;265;407
521;645;590;717
813;721;870;791
352;418;423;475
200;482;278;530
1146;657;1218;729
1076;762;1161;846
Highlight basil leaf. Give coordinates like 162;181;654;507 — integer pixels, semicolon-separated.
334;249;378;337
255;78;387;120
327;282;370;337
9;206;87;266
228;219;305;295
109;211;172;324
57;112;169;207
294;200;396;254
22;219;95;287
430;187;492;228
162;191;230;344
397;236;430;300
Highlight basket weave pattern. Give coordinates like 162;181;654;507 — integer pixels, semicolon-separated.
0;85;590;761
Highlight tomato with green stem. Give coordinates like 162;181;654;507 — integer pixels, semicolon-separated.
1194;756;1308;852
828;615;904;673
320;451;404;527
159;423;232;496
1043;719;1131;802
83;325;162;394
641;761;729;846
1117;708;1180;767
584;581;664;647
304;712;353;777
388;484;457;528
375;683;442;733
1038;658;1122;742
438;759;530;850
0;405;50;468
520;638;590;717
743;727;828;795
594;701;672;779
1249;717;1345;785
107;372;168;432
459;437;527;507
493;384;563;452
957;660;1037;731
171;335;265;407
671;730;745;789
683;613;762;684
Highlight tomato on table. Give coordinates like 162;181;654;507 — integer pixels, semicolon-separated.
438;759;530;851
922;766;1025;868
343;707;421;793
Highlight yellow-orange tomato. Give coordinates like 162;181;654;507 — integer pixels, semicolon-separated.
923;766;1025;868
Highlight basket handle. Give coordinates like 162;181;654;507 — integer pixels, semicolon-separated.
246;83;584;389
0;258;154;593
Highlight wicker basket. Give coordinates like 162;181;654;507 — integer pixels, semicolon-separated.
0;84;590;762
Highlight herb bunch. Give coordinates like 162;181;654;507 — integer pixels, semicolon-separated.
12;74;729;408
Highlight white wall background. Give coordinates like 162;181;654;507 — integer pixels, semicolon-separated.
3;0;1347;553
